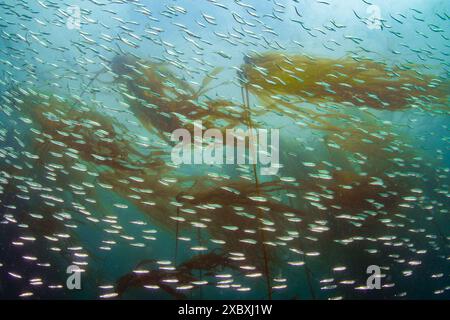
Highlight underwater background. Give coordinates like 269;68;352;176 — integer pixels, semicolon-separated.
0;0;449;300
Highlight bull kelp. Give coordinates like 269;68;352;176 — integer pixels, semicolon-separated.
0;0;449;300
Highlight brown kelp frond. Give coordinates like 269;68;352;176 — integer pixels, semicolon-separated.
8;89;152;171
172;176;312;272
194;67;224;98
111;55;245;141
178;250;241;273
116;268;195;299
241;52;449;112
117;251;243;298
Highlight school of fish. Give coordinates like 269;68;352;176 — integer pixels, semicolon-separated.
0;0;449;299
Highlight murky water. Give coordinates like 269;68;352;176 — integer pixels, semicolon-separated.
0;0;448;300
